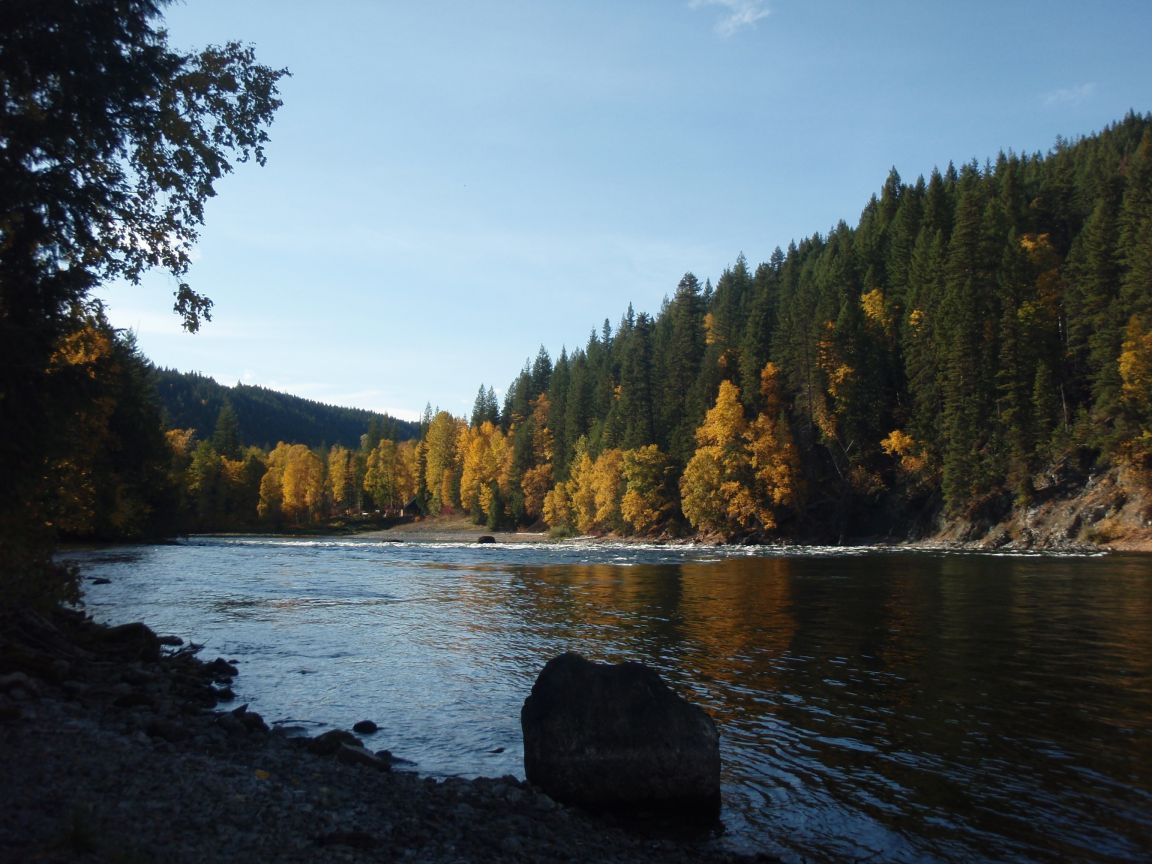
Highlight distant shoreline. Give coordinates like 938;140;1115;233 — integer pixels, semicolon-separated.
354;514;552;545
351;514;1152;554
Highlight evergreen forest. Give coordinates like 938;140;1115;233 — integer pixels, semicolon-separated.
419;113;1152;540
24;113;1152;554
153;368;417;451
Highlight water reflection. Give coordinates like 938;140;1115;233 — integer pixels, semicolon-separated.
67;541;1152;863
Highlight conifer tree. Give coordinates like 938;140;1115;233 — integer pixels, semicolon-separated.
658;273;708;465
212;401;242;460
547;349;571;479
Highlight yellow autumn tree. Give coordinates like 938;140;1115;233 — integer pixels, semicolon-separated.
459;421;510;522
745;362;803;527
328;445;358;514
364;439;400;512
262;442;324;525
860;287;891;336
880;428;928;476
590;448;626;534
542;481;573;535
1119;315;1152;415
521;463;553;521
620;445;672;534
395;440;420;507
281;444;325;524
680;447;727;533
165;428;197;516
1119;315;1152;460
44;324;116;535
257;463;282;525
567;443;598;534
258;442;290;525
680;380;771;535
422;411;464;514
543;437;597;535
518;393;555;521
530;393;554;465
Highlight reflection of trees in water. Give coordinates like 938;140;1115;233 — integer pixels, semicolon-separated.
494;558;800;725
437;552;1152;807
677;558;796;723
503;563;689;666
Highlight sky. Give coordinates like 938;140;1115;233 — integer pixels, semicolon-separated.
101;0;1152;422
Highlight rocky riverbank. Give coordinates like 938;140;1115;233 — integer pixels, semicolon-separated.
920;464;1152;553
0;608;770;864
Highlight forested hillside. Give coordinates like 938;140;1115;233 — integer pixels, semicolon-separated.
399;114;1152;542
154;368;417;450
24;115;1152;548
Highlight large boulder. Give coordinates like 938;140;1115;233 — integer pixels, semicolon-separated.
520;652;720;816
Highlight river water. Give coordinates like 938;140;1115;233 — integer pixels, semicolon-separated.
67;537;1151;862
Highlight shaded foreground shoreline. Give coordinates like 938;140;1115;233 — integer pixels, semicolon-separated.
0;608;771;864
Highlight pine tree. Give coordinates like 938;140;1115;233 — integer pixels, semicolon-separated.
547;349;571;480
212;400;242;460
619;313;657;449
658;273;708;465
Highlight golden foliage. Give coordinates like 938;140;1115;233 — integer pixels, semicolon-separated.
591;448;626;533
257;465;281;523
459;421;509;516
542;482;573;533
166;428;197;460
746;413;797;513
679;447;727;533
759;362;784;419
365;439;411;511
1119;315;1152;416
566;447;598;534
521;463;553;519
529;394;554;465
1018;232;1060;269
261;442;324;524
695;380;746;451
681;368;802;535
860;288;890;332
620;445;672;534
881;429;928;475
280;444;325;524
826;363;854;401
49;325;114;376
422;412;464;514
327;445;358;513
543;440;597;535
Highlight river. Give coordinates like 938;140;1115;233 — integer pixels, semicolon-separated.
67;537;1152;863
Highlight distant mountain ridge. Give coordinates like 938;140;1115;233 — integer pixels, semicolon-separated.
153;367;418;450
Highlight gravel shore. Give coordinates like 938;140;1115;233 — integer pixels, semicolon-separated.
0;609;770;864
355;515;553;545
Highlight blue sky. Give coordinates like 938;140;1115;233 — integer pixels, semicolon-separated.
102;0;1152;422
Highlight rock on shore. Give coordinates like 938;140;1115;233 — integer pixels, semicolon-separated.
522;653;721;816
0;608;770;863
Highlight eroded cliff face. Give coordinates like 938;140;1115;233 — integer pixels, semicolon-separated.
930;464;1152;552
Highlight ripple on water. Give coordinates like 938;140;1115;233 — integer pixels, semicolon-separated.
66;539;1152;864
